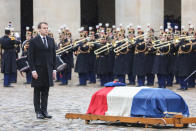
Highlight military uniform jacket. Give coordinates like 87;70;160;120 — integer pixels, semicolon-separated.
152;46;171;75
0;35;20;73
28;35;56;88
113;42;133;75
175;40;193;77
145;41;156;74
95;43;115;75
88;43;97;73
133;39;147;76
74;42;90;73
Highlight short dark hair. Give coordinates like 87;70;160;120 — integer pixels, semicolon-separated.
5;29;11;35
37;22;48;29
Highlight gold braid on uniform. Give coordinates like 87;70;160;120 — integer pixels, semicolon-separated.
156;44;171;55
135;42;146;54
178;41;192;54
118;42;130;55
77;46;90;54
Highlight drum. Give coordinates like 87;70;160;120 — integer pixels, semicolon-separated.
56;55;67;72
16;56;30;72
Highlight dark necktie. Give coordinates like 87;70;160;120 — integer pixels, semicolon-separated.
43;37;48;48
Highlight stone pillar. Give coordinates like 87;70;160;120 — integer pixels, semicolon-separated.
0;0;20;36
182;0;196;29
34;0;80;41
115;0;164;31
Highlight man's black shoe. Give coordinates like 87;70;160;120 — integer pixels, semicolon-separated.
36;113;45;119
42;112;52;119
4;85;13;87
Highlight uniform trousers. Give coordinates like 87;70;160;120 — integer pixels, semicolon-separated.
137;75;145;86
128;73;135;85
157;74;167;88
4;73;12;86
99;73;114;86
79;73;88;85
88;71;96;83
146;73;155;85
179;76;188;90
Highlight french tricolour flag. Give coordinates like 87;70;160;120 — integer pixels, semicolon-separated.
87;86;189;118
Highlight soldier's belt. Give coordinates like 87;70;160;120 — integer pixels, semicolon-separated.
135;50;146;54
156;52;169;56
178;51;190;54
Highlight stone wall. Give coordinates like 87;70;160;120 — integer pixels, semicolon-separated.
0;0;20;36
182;0;196;29
115;0;164;32
33;0;80;42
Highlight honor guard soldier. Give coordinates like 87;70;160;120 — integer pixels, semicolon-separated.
175;30;194;90
174;26;187;84
152;29;173;88
95;32;114;86
0;25;20;87
74;27;90;86
127;24;136;85
87;27;96;84
145;25;156;86
113;27;131;83
165;23;175;86
166;25;179;87
66;29;74;80
132;26;147;86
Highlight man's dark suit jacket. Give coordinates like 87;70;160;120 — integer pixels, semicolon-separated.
28;35;56;87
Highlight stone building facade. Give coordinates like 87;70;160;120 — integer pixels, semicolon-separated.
0;0;195;41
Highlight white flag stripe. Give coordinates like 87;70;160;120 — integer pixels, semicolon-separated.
105;86;149;117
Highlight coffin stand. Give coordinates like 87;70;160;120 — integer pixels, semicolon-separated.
66;113;196;128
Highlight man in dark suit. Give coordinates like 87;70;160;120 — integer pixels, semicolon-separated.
28;22;56;119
